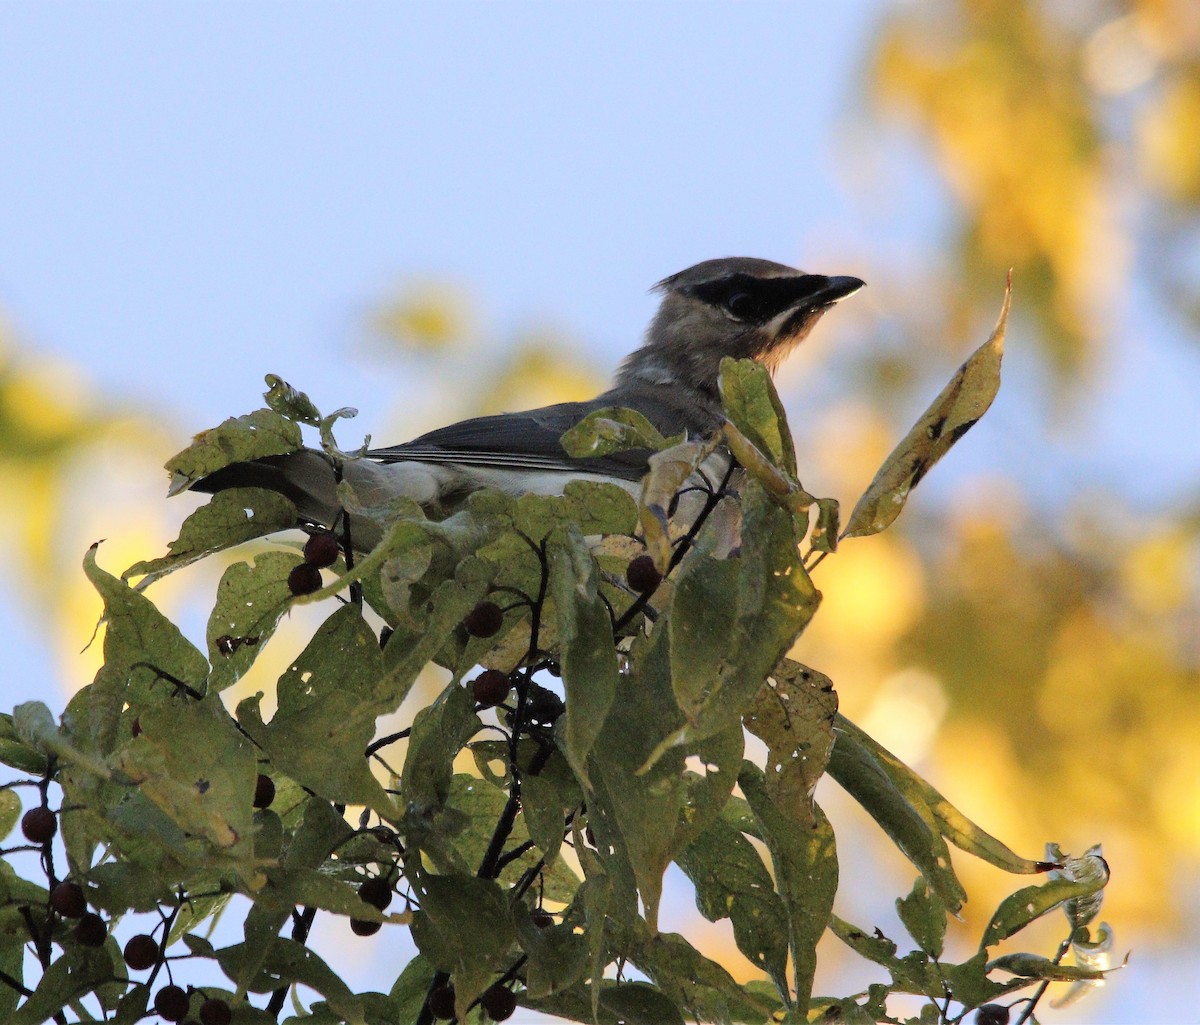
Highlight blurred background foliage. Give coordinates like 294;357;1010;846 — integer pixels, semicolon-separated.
0;0;1196;1017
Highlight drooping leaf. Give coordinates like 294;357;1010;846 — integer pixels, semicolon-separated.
166;408;302;495
659;482;820;757
123;489;298;588
739;763;838;1010
676;815;790;996
843;279;1010;538
550;526;619;786
826;719;966;913
834;714;1046;875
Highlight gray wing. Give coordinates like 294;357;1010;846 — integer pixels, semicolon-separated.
366;400;652;481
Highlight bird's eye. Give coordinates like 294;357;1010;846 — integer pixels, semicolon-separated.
724;292;756;319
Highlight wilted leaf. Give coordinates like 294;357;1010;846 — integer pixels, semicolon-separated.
639;436;721;571
743;659;837;825
560;406;675;458
843;280;1010;538
263;373;322;425
834;714;1046;876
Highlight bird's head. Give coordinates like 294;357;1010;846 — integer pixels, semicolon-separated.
621;257;863;395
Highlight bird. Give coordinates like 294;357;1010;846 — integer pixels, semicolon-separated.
186;257;863;548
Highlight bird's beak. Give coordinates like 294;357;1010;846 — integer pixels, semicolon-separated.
806;275;865;308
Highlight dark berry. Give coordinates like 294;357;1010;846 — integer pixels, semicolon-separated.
21;806;57;844
625;554;662;594
73;912;107;947
303;531;340;568
462;600;503;638
350;917;381;936
358;877;392;911
287;562;323;596
974;1005;1010;1025
526;685;564;726
123;933;159;970
530;907;554;929
428;983;456;1019
198;998;232;1025
472;669;511;707
154;984;191;1022
480;983;517;1021
253;774;276;809
50;881;87;918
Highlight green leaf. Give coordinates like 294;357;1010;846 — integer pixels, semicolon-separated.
0;714;48;774
743;659;837;824
833;714;1045;875
389;954;436;1024
561;479;640;535
113;696;256;855
236;605;394;813
124;489;298;588
980;860;1109;949
631;928;784;1024
843;280;1009;539
586;632;686;930
166;408;303;493
550;526;618;785
11;948;116;1025
219;937;366;1023
660;482;820;756
676;816;790;996
85;544;210;712
560;406;674;458
518;915;589;1000
206;551;302;692
598;982;686;1025
740;762;838;1009
826;719;966;913
0;789;19;842
986;952;1109;982
896;876;947;959
398;682;480;815
410;873;515;1015
718;357;797;476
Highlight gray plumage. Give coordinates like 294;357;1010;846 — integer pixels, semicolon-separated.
188;257;863;542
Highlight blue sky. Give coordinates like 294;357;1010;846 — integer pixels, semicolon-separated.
1;4;1195;1021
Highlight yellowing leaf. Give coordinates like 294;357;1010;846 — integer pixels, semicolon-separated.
843;280;1010;539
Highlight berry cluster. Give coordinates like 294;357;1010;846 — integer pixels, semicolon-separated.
287;529;341;596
